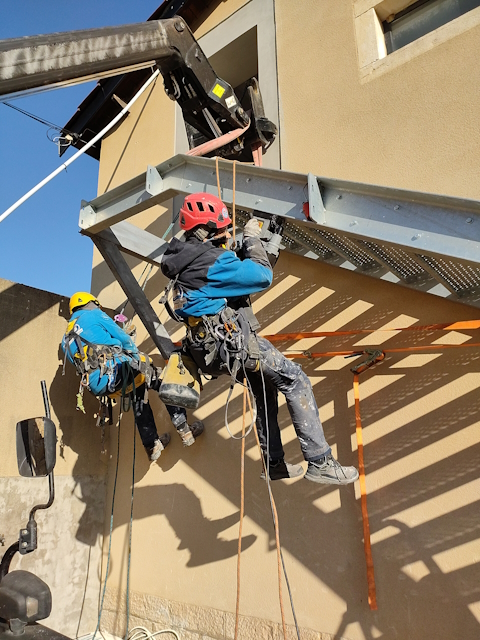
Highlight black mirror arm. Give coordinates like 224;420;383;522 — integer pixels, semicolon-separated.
0;542;20;581
29;472;55;521
21;472;55;555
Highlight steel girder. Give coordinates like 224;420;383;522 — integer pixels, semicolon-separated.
81;154;480;306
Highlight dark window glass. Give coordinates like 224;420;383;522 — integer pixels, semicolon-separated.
383;0;480;53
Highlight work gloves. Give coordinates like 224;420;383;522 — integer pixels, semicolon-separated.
243;217;262;239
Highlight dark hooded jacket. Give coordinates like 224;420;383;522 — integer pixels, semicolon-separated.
161;235;273;319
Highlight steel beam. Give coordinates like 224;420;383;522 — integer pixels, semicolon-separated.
79;154;480;266
83;220;168;266
91;233;174;360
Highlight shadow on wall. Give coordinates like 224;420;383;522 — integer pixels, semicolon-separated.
50;346;254;567
94;251;480;640
15;241;479;638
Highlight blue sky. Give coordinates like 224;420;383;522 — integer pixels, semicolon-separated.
0;1;161;296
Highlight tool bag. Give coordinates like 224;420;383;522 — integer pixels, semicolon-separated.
158;352;201;409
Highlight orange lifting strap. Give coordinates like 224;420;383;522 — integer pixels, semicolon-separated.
353;372;377;610
269;320;480;610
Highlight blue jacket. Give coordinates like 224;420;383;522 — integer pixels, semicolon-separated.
160;235;273;318
61;308;139;395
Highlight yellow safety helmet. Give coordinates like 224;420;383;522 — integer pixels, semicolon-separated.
69;292;100;315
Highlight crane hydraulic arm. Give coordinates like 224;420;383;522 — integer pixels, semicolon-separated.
0;17;276;161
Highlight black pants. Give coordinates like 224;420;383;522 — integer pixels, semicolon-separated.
131;385;188;449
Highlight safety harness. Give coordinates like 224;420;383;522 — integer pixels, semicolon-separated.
63;325;159;419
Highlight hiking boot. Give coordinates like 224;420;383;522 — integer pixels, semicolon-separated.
178;420;205;446
261;459;304;481
305;455;359;485
145;433;171;461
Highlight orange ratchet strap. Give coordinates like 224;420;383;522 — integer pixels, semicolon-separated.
262;319;480;343
354;372;377;610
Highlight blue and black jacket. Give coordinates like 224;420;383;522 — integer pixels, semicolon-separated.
160;235;273;319
61;307;139;395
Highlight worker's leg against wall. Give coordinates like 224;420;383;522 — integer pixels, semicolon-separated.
132;383;160;449
165;403;188;429
256;337;331;461
246;370;284;460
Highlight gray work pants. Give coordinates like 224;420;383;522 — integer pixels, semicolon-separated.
246;337;331;462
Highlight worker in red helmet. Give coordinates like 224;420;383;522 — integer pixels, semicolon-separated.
161;192;358;485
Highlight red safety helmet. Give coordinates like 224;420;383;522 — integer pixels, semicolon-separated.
179;193;232;232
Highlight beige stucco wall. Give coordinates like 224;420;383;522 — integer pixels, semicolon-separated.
0;279;106;637
274;0;480;199
88;1;480;640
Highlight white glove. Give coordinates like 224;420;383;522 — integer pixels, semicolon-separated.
243;217;262;239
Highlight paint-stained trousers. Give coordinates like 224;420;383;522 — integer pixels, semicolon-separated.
246;337;331;462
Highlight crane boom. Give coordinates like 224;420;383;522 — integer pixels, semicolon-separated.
0;17;276;161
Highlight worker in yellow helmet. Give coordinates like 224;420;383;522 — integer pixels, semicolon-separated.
62;292;203;461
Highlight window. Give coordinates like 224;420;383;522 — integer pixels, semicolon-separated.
354;0;480;78
383;0;480;53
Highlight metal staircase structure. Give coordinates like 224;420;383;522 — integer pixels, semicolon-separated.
80;154;480;359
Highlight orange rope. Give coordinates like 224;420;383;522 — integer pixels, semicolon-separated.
215;156;221;199
234;384;247;640
232;161;236;247
247;392;288;640
353;373;377;610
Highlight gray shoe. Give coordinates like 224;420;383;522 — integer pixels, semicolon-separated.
145;433;171;461
305;455;358;485
261;459;304;481
178;420;205;446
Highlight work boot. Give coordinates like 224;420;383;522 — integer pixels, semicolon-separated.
304;455;359;485
145;433;171;461
261;459;304;481
177;420;205;446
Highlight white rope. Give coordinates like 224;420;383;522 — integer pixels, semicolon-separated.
127;626;181;640
0;68;160;225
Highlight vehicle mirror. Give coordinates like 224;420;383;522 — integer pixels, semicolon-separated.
16;418;56;477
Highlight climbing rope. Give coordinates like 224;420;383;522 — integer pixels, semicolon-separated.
213;159;300;640
234;385;247;640
232;160;237;247
93;408;123;640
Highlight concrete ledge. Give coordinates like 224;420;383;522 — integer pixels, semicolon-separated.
101;588;348;640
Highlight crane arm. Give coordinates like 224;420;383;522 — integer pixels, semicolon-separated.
0;17;276;161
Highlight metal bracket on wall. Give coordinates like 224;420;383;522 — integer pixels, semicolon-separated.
307;173;325;226
146;165;164;197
